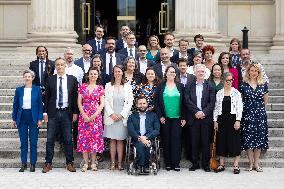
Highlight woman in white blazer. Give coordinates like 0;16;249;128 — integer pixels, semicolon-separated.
213;72;243;174
104;65;133;170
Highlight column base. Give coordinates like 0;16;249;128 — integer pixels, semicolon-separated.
269;35;284;54
16;31;82;57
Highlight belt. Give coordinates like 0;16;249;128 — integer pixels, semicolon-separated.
56;107;69;111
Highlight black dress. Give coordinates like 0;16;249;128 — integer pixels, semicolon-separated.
216;96;241;157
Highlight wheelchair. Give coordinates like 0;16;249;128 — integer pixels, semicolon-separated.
125;136;161;175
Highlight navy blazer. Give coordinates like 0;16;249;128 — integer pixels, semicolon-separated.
127;111;160;141
170;52;192;66
118;47;139;60
116;39;138;52
101;52;126;75
87;38;106;55
136;59;155;74
152;62;179;80
154;81;186;120
74;57;85;73
29;59;55;87
184;80;216;125
44;74;79;118
12;85;43;126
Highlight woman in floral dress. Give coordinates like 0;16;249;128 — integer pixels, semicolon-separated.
77;67;105;172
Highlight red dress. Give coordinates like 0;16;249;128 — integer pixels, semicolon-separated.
77;83;105;153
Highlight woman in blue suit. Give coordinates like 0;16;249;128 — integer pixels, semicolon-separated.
12;69;43;172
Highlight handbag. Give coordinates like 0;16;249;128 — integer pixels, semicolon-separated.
210;129;219;171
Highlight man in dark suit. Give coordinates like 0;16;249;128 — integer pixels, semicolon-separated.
29;46;55;95
118;32;139;60
74;44;92;74
171;39;191;65
101;37;126;76
152;48;178;80
42;57;78;173
116;25;130;52
136;45;155;75
87;26;106;55
127;96;160;174
188;34;205;65
184;64;216;172
164;32;179;58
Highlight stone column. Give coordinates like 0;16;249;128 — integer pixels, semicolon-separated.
270;0;284;53
174;0;225;50
19;0;81;55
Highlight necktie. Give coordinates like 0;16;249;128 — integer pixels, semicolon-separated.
109;55;113;75
58;77;63;108
40;60;44;86
97;41;101;52
129;48;133;57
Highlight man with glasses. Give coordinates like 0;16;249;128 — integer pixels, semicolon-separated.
136;45;155;75
118;32;139;59
171;39;191;65
75;44;93;74
87;26;106;55
188;34;205;65
116;25;131;52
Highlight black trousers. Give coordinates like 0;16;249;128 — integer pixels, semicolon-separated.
182;123;191;160
190;119;211;168
162;118;182;168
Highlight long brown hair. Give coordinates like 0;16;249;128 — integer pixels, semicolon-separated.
86;67;101;84
162;65;180;83
110;65;126;85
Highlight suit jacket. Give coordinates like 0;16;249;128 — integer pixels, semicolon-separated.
87;38;106;55
29;59;55;87
44;74;79;118
118;47;139;60
184;80;216;125
74;57;87;73
177;73;196;88
12;85;43;126
154;81;186;120
101;52;126;75
170;52;192;65
116;39;138;52
152;62;179;80
127;111;160;141
136;59;155;74
104;82;134;126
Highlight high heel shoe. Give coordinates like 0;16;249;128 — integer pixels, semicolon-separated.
109;162;116;170
91;164;97;171
81;164;88;172
117;162;124;171
246;164;253;172
19;164;27;172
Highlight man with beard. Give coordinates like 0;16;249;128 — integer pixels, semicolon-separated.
87;26;106;55
118;32;139;59
74;44;93;74
101;37;126;77
29;46;55;100
127;96;160;174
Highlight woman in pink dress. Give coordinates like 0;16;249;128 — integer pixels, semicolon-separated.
77;67;105;172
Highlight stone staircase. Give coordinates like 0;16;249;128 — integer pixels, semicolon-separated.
0;53;283;168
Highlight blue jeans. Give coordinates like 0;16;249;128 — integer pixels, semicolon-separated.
45;110;74;164
18;109;39;165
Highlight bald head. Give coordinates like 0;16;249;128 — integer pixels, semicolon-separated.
160;48;170;64
82;44;92;59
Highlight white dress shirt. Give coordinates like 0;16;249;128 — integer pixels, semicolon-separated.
196;81;204;110
106;52;117;75
56;74;68;108
22;88;32;109
179;52;188;59
54;63;84;84
139;112;147;136
83;58;91;73
127;47;136;57
161;62;167;75
95;37;102;51
123;40;128;48
39;59;46;83
139;58;148;74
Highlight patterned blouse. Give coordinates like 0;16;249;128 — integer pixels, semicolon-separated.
134;82;157;110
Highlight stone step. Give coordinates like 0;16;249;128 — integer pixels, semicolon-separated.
0;82;22;89
0;76;22;82
0;138;47;149
268;96;284;103
0;89;15;96
269;137;284;147
0;70;24;76
267;111;284;119
267;119;284;128
269;89;284;96
266;103;284;111
0;103;12;111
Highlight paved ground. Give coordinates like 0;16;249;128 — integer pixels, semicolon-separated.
0;168;283;189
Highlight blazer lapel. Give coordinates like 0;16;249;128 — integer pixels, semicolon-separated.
19;86;24;108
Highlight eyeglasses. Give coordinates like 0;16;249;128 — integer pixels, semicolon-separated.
168;71;176;74
139;50;147;52
83;49;91;52
226;79;234;82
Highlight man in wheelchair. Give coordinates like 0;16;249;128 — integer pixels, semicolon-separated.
127;96;160;174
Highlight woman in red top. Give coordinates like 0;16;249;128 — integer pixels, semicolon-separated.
218;52;239;89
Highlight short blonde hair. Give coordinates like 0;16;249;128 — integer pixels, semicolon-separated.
244;63;264;85
23;69;35;78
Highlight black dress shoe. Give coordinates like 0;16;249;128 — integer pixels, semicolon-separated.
189;165;200;171
203;166;211;172
143;167;150;174
165;166;172;171
19;164;27;172
30;165;35;172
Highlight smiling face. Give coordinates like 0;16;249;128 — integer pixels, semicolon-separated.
178;61;188;75
88;69;99;83
146;69;156;82
204;50;213;61
212;64;222;79
230;41;239;52
37;47;47;60
23;72;34;86
106;39;116;53
195;66;205;81
224;75;233;88
221;53;230;66
149;36;158;47
193;53;202;65
113;66;123;81
138;45;147;58
160;48;170;63
248;65;259;80
137;98;148;112
164;34;175;48
126;58;136;72
95;26;104;39
195;37;204;49
92;57;102;68
55;59;66;75
82;44;92;59
179;41;189;53
240;49;251;63
166;67;176;81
